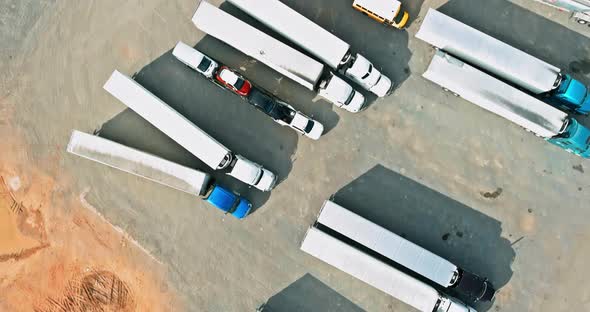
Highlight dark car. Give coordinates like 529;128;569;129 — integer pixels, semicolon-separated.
247;88;324;140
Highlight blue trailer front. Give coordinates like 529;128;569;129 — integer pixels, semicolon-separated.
553;74;590;115
547;118;590;158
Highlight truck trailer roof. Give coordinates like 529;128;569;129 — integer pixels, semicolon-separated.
192;1;324;91
423;51;568;138
301;227;441;312
316;200;458;287
103;70;231;170
416;8;561;94
226;0;350;70
67;130;211;196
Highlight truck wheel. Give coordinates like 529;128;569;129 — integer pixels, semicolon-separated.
576;18;588;25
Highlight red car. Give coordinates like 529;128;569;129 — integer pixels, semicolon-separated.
215;66;252;96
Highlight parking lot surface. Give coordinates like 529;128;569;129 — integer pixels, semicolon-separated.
2;0;590;311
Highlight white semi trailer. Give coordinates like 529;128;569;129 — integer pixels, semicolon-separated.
66;130;253;218
226;0;393;97
67;130;212;196
315;200;495;302
415;9;590;115
423;51;590;158
534;0;590;24
301;227;477;312
191;1;366;113
103;70;277;191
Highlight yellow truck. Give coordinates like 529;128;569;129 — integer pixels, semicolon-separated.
353;0;410;29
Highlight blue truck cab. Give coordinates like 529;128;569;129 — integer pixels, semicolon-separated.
547;118;590;158
552;74;590;115
204;184;252;219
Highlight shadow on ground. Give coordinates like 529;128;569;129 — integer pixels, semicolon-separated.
258;273;364;312
402;0;426;28
97;47;301;211
332;165;514;311
438;0;590;128
220;0;412;109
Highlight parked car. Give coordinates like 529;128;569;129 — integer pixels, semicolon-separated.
215;66;253;96
172;41;219;78
204;184;252;219
247;88;324;140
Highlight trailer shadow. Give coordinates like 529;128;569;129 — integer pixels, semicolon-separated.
215;2;340;133
220;0;412;110
332;165;515;311
258;273;364;312
97;47;300;212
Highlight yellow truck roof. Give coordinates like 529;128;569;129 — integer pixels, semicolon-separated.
353;0;402;20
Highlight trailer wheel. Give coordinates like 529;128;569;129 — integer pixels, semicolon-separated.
576;18;588;25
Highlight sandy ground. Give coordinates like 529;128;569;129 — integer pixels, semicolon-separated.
0;91;181;310
1;0;590;311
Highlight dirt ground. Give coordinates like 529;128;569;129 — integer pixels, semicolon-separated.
0;100;180;311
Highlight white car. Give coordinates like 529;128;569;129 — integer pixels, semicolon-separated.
172;41;219;78
247;88;324;140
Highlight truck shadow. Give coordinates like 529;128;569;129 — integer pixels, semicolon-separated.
332;165;515;311
97;47;300;212
216;2;340;133
220;0;412;110
259;273;364;312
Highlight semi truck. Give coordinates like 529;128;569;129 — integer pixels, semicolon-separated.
534;0;590;25
301;226;477;312
315;200;495;302
66;130;252;218
226;0;393;97
191;1;366;113
423;51;590;158
416;9;590;115
103;70;277;191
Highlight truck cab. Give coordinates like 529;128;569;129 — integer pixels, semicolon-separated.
228;155;277;191
345;54;393;97
319;74;366;112
204;184;252;219
547;118;590;158
553;74;590;115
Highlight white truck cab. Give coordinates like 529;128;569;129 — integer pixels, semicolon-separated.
230;155;276;192
319;74;366;112
345;54;393;97
172;41;218;78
